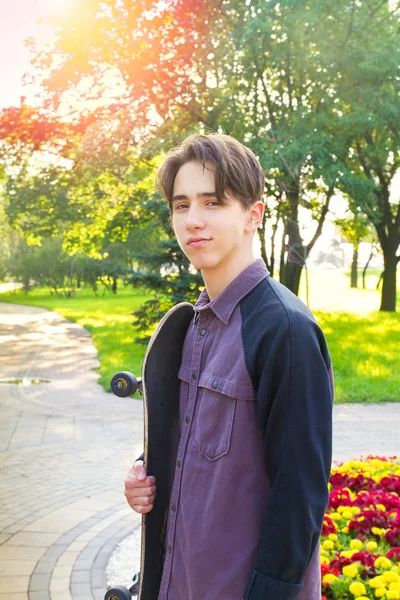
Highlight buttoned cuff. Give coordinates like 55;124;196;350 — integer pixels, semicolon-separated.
136;452;144;463
244;570;303;600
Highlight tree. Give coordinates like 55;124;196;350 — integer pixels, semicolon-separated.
335;212;370;288
330;1;400;310
29;0;350;295
9;0;400;307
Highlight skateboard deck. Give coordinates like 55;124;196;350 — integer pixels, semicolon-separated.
138;302;194;600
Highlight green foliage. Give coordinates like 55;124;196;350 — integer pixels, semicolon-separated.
316;310;400;403
335;213;370;247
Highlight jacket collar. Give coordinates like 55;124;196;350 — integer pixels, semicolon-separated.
194;258;269;325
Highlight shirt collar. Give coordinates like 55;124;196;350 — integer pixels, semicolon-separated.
194;258;269;325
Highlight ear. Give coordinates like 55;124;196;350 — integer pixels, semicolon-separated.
245;201;265;232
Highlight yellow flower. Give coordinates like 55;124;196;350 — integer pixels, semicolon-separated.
375;556;392;570
342;565;358;578
342;510;354;520
340;550;358;559
386;591;400;599
369;576;385;589
349;582;366;596
328;533;338;541
342;526;350;534
322;573;338;584
374;589;385;598
323;540;335;550
382;572;400;583
331;512;342;521
372;527;383;535
320;556;330;565
350;539;363;550
366;541;378;551
389;583;400;592
376;504;386;511
354;597;369;600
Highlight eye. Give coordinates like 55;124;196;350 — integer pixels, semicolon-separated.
206;200;220;207
174;202;189;210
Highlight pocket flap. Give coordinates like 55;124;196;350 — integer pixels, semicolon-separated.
198;372;255;402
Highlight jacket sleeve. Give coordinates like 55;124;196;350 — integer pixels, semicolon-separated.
243;305;333;600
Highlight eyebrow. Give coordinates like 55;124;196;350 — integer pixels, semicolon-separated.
172;191;217;201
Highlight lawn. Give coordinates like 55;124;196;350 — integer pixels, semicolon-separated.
1;268;399;403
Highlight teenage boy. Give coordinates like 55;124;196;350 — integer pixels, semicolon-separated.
125;133;333;600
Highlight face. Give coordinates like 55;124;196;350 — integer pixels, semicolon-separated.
171;160;262;276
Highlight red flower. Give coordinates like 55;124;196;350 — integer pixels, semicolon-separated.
322;515;337;536
387;547;400;560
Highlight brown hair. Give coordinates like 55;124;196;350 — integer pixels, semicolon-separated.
155;133;265;211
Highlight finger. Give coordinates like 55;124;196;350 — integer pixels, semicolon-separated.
126;493;156;506
125;475;156;491
124;484;156;499
132;503;154;514
133;461;147;482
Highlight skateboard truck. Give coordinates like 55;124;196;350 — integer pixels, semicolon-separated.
104;571;140;600
110;372;142;397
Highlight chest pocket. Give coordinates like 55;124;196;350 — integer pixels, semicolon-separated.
190;372;255;462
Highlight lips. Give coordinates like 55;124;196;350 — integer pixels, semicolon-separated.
187;238;211;248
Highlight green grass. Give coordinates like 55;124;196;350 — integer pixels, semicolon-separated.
1;268;399;403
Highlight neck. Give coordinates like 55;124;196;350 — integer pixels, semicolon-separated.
201;249;257;301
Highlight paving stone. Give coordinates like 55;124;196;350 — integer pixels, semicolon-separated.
29;572;52;591
33;562;54;575
90;568;106;589
70;582;91;596
29;592;51;600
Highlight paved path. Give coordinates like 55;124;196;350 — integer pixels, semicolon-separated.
0;301;399;600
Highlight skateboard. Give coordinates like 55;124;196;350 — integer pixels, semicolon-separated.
105;302;194;600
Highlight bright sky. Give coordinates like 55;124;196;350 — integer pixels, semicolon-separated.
0;0;65;109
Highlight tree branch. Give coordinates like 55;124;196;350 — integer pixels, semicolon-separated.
306;186;334;253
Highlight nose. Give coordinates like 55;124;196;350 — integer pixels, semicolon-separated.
185;204;205;230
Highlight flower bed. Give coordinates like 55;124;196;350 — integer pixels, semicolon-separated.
321;456;400;599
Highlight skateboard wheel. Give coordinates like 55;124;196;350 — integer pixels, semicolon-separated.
110;372;138;397
104;585;132;600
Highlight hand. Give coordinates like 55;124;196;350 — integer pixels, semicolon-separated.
124;460;156;514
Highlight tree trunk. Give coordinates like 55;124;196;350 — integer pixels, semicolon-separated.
283;260;304;296
362;244;374;289
350;244;358;288
279;222;287;284
380;250;397;311
257;211;270;271
281;193;305;296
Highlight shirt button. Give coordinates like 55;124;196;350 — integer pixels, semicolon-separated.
168;545;172;554
212;380;219;390
192;373;197;380
185;416;190;424
172;504;176;512
200;328;207;336
177;460;181;467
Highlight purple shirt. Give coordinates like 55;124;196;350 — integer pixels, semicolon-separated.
157;259;324;600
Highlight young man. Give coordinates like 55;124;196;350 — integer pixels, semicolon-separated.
125;133;333;600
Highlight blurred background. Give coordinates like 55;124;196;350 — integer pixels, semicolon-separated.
0;0;399;400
